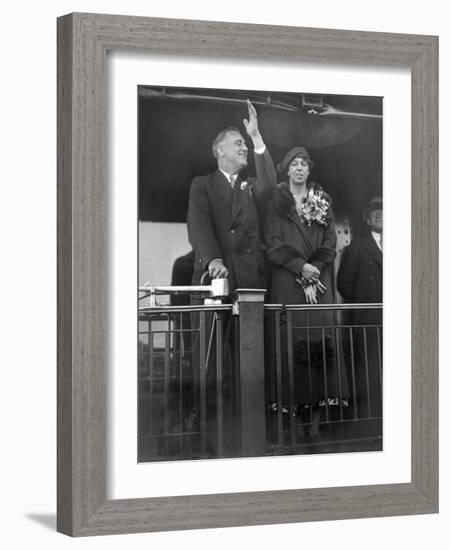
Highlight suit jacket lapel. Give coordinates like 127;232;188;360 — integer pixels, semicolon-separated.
210;170;232;205
366;233;382;265
231;174;250;223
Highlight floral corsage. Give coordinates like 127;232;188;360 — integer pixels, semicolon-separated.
298;188;330;226
240;180;254;199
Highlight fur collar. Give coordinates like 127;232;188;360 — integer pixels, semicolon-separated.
273;181;329;218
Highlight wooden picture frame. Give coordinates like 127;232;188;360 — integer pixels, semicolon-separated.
57;12;438;536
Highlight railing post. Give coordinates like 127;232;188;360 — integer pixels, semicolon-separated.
233;289;266;457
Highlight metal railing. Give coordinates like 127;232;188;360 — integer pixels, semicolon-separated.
264;303;382;453
138;295;382;461
139;273;229;307
138;303;235;461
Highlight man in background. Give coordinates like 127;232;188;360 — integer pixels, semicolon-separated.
337;197;383;421
338;196;382;322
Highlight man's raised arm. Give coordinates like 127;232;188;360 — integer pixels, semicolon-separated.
243;99;277;195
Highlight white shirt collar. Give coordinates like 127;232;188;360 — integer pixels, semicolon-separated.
371;231;382;251
219;168;237;183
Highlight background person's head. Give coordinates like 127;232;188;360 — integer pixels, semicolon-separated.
212;127;248;174
363;197;383;233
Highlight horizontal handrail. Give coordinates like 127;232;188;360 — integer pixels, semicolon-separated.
139;285;217;296
139;302;381;315
139;278;230;306
139;303;233;315
264;302;382;312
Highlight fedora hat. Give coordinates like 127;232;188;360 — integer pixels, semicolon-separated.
362;196;382;221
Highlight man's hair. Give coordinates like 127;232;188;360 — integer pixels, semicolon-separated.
211;126;242;159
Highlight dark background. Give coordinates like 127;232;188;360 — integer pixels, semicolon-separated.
138;86;382;235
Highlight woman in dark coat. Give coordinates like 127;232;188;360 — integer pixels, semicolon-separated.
264;146;348;438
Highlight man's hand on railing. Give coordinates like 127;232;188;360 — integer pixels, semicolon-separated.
208;259;229;279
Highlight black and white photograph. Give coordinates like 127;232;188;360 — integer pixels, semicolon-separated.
138;85;383;462
2;0;443;544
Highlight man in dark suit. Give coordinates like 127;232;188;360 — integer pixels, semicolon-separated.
186;101;275;456
337;197;382;324
187;100;276;292
337;197;383;421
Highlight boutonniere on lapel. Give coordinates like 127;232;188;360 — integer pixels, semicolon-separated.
240;181;254;199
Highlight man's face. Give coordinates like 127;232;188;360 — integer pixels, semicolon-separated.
367;208;383;232
287;156;310;185
217;131;248;172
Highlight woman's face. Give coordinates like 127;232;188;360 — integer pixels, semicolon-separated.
288;156;310;186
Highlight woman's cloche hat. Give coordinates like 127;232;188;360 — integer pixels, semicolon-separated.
277;146;313;175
